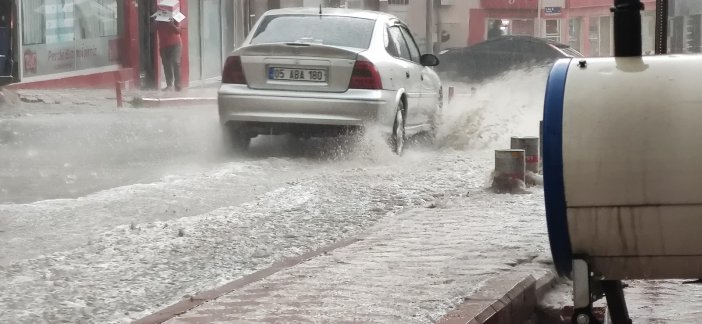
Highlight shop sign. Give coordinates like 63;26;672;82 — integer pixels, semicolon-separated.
23;36;120;77
545;6;562;15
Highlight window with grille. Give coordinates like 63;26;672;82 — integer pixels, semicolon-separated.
388;0;409;5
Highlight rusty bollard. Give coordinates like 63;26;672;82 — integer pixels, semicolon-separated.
511;136;540;174
539;121;543;174
493;149;526;193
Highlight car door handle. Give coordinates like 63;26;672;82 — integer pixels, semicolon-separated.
405;71;410;78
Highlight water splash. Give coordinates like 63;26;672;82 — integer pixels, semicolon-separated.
435;67;550;150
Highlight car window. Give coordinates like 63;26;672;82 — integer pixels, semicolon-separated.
250;15;375;49
399;26;421;63
388;26;411;61
384;27;400;57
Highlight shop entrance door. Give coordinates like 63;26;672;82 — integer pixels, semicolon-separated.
0;0;16;85
201;0;223;80
138;0;158;89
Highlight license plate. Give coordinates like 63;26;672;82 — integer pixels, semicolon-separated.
268;67;327;82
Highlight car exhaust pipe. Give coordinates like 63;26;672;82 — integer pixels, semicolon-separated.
612;0;644;57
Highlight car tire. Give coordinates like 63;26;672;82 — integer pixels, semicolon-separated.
222;125;251;152
390;102;406;155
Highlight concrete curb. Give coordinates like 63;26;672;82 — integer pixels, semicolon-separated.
131;97;217;108
438;270;558;324
132;237;361;324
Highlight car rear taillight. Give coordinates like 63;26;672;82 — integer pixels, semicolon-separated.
222;56;247;84
349;60;382;90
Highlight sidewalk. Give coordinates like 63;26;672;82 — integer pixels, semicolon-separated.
131;86;218;108
136;189;555;324
1;84;218;111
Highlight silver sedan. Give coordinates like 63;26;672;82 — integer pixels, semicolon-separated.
218;8;442;154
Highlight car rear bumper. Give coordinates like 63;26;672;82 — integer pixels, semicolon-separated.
218;84;397;130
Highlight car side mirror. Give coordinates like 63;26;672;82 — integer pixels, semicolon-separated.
420;54;440;67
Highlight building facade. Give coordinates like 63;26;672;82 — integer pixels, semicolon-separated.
1;0;680;89
563;0;656;56
4;0;240;89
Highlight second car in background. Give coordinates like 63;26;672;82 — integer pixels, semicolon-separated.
436;35;583;83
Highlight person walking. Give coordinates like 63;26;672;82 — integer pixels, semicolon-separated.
156;17;182;91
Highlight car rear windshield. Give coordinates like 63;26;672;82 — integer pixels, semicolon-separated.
250;15;375;49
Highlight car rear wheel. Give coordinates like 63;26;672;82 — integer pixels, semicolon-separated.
222;125;251;152
390;102;406;155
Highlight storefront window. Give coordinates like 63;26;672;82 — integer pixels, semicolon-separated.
588;17;600;56
22;0;45;45
21;0;121;77
642;10;656;55
686;14;702;52
511;19;534;36
545;19;560;43
568;18;581;51
599;16;611;56
488;19;534;37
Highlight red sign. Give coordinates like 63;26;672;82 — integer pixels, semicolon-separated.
480;0;539;9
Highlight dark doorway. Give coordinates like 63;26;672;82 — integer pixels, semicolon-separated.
138;0;158;89
0;0;16;85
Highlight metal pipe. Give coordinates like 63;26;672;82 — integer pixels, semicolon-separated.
655;0;668;54
611;0;644;57
537;0;542;37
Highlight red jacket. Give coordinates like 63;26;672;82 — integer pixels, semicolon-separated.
157;21;181;48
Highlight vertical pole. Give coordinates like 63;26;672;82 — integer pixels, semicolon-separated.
16;0;23;82
655;0;668;54
435;0;441;53
602;280;633;324
425;0;433;54
180;0;189;88
572;259;602;324
115;81;123;108
199;1;204;84
612;0;643;57
537;0;542;37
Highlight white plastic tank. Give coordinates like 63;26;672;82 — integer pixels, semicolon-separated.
542;55;702;280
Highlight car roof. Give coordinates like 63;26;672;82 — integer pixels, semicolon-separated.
263;7;391;21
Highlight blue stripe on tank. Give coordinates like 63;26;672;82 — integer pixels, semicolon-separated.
543;58;573;277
